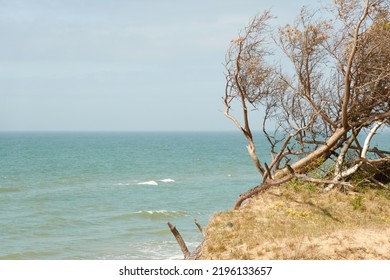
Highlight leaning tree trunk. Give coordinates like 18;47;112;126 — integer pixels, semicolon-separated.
233;127;348;209
273;127;347;179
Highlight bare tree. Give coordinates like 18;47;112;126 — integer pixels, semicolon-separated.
224;0;390;209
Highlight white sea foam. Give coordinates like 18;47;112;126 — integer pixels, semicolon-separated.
134;210;188;218
159;178;175;183
137;180;158;186
139;210;168;214
135;210;175;215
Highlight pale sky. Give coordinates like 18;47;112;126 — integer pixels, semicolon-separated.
0;0;322;131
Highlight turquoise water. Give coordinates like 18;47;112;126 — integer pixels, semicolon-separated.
0;132;262;259
1;131;388;259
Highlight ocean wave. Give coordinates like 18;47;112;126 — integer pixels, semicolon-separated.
109;210;189;222
159;178;175;183
113;183;132;186
137;180;158;186
136;240;200;260
115;178;175;186
134;210;189;220
98;240;184;260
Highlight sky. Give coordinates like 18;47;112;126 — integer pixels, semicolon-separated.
0;0;322;131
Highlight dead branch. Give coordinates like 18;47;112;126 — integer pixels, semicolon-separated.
167;222;190;259
342;0;371;129
324;121;384;191
224;0;389;209
234;172;353;209
194;219;205;237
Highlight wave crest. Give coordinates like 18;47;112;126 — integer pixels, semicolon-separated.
134;210;188;219
137;180;158;186
159;178;175;183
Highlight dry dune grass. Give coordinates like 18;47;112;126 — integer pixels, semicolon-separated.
200;184;390;260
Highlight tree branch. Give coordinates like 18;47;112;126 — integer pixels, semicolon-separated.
342;0;370;129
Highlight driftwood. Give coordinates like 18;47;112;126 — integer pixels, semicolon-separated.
168;221;204;260
194;219;205;237
167;222;190;259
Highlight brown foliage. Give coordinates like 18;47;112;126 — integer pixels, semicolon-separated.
223;0;390;209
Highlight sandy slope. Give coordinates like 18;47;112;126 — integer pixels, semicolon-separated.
200;187;390;260
243;227;390;260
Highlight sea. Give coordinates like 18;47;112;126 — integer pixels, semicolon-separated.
0;131;263;260
1;130;388;260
